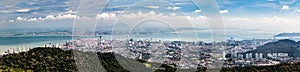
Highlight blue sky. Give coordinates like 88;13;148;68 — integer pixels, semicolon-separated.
0;0;299;19
1;0;300;39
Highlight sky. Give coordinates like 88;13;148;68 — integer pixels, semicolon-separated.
1;0;300;39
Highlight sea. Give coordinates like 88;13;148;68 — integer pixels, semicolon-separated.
0;36;72;53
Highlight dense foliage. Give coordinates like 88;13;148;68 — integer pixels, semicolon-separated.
0;48;76;72
0;48;203;72
244;39;300;57
0;48;130;72
221;63;300;72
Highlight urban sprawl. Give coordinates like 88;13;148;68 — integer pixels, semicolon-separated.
2;37;300;69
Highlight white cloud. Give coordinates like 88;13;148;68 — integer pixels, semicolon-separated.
96;13;116;20
296;9;300;12
144;6;160;9
66;10;77;14
174;2;193;5
196;16;208;20
4;5;12;8
219;10;229;14
114;11;208;22
45;15;56;20
226;16;290;24
9;11;209;23
148;11;156;15
292;9;300;13
167;6;181;10
28;18;37;21
16;16;27;21
194;10;201;13
121;11;165;18
0;10;13;13
8;20;14;22
169;13;176;16
113;11;208;29
282;5;289;10
228;17;250;21
260;16;290;23
16;8;31;12
56;14;78;19
43;14;78;20
13;13;79;22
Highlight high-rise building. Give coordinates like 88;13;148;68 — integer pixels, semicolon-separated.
246;53;249;59
249;53;252;59
223;51;226;60
238;54;244;59
267;53;272;57
12;48;15;53
273;53;278;57
255;53;259;59
231;50;237;58
259;53;263;59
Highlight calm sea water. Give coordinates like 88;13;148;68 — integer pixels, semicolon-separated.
0;36;73;45
0;36;74;53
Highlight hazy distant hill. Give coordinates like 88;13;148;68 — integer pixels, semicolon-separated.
274;33;300;37
244;39;300;57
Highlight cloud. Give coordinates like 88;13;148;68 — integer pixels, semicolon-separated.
8;10;208;23
219;10;229;14
57;14;78;19
144;6;160;9
16;8;31;13
282;5;289;10
292;9;300;13
195;16;208;20
96;12;116;20
0;10;13;13
116;11;208;22
16;16;27;21
167;6;181;10
228;17;250;21
279;0;297;5
65;10;77;14
174;2;194;5
112;11;208;29
13;13;79;22
296;9;300;12
194;10;201;13
45;15;55;20
8;20;14;22
121;11;164;18
27;18;37;21
43;14;79;20
260;16;290;23
169;13;176;16
224;16;293;25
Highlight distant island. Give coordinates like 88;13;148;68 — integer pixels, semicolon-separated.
274;32;300;37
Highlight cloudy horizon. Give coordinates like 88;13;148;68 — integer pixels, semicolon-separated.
1;0;300;39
